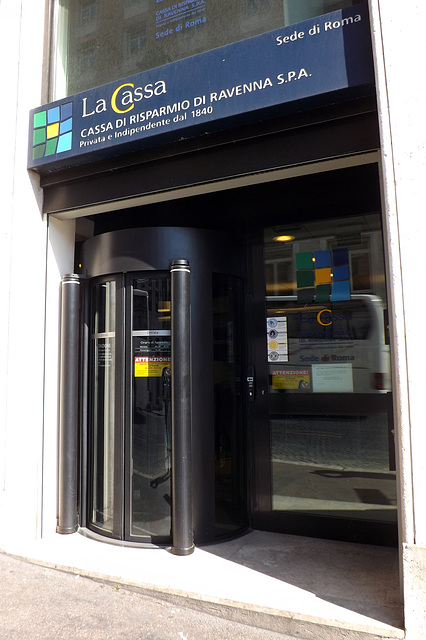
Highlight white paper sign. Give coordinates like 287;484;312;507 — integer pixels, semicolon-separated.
312;363;353;393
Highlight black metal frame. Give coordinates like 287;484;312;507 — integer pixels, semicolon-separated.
57;274;81;534
42;95;378;215
170;260;194;555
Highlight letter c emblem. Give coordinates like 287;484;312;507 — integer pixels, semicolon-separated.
111;83;134;114
317;309;332;326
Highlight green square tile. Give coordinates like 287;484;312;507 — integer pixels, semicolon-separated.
296;252;314;269
297;270;314;288
33;111;47;128
45;137;58;156
32;144;46;159
33;128;46;146
315;284;331;302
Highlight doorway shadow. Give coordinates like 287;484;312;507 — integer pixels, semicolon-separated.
201;530;403;629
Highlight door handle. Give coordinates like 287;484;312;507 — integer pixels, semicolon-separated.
247;366;255;402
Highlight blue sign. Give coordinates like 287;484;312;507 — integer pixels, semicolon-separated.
28;3;373;173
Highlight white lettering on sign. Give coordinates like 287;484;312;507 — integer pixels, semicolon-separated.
210;78;273;102
82;80;167;118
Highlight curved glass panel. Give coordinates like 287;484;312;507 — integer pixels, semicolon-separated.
130;275;172;538
90;280;117;533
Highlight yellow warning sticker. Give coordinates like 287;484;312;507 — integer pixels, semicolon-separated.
134;356;171;378
272;369;310;390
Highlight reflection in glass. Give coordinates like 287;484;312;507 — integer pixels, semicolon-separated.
283;0;354;24
264;214;396;526
131;276;172;539
90;281;116;532
50;0;357;99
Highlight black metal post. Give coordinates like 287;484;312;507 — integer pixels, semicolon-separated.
170;259;194;555
57;274;80;534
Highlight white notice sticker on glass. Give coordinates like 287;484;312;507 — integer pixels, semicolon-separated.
266;317;288;363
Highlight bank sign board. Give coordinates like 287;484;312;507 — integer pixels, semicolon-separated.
28;3;373;173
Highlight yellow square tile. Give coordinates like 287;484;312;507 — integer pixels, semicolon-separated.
46;123;59;139
315;267;332;284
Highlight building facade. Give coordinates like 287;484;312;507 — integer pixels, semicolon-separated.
1;0;426;637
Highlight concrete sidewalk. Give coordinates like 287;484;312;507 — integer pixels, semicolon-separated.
1;530;404;640
0;552;301;640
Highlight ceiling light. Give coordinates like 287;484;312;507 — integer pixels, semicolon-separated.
273;234;295;243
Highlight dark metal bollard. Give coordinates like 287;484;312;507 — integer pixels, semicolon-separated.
57;274;80;534
170;259;194;555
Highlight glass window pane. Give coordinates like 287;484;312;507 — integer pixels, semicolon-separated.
283;0;354;24
264;214;396;526
50;0;357;99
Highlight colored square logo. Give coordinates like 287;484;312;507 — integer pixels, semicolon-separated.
31;102;73;160
296;247;351;302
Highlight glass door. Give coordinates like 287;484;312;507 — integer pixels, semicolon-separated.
126;274;172;543
250;213;397;545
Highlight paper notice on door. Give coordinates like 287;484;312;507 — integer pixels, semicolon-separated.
312;363;353;393
272;369;311;390
134;356;171;378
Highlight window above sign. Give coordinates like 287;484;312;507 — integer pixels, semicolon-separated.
49;0;356;100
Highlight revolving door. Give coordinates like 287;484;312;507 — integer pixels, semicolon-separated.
81;227;248;545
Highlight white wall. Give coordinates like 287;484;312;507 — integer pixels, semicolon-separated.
0;0;17;530
0;0;75;550
371;0;426;546
0;0;47;549
370;1;426;638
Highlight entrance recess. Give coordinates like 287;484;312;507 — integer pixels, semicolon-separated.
78;164;397;547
